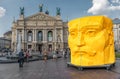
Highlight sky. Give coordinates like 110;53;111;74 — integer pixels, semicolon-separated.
1;0;120;37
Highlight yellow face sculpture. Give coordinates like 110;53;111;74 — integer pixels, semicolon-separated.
68;16;115;66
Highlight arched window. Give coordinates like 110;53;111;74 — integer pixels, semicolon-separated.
47;31;53;42
38;31;43;41
27;30;33;42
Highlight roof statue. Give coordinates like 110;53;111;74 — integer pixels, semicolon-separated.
39;4;43;12
56;7;61;16
45;8;49;15
20;7;24;15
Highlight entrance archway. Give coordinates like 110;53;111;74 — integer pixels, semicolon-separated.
38;44;42;52
28;45;32;49
48;44;52;51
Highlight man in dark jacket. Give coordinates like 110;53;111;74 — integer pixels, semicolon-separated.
18;49;24;67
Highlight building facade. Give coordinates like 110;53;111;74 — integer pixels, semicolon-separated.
11;7;68;52
0;37;11;49
3;31;12;40
113;18;120;51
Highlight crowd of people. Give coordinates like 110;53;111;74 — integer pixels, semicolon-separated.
18;48;70;68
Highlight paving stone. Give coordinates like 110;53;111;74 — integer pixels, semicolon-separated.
0;58;119;79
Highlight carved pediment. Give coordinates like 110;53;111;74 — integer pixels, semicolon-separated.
25;12;57;21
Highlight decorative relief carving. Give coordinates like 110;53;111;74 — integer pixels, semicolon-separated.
57;21;62;25
23;13;62;27
37;21;46;26
26;21;36;26
30;15;37;20
47;21;54;26
38;15;45;20
18;21;24;26
26;13;55;21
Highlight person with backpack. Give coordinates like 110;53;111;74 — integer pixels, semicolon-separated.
18;49;24;67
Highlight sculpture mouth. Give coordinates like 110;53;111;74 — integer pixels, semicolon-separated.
79;51;86;55
74;50;96;56
75;51;86;55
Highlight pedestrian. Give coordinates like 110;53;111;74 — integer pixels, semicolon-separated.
56;49;59;54
39;50;41;55
62;49;65;58
43;49;48;62
25;50;29;63
53;50;57;61
64;49;67;59
18;49;24;67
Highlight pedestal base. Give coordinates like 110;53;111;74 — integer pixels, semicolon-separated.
66;62;115;71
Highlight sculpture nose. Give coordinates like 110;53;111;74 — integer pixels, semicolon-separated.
77;32;85;46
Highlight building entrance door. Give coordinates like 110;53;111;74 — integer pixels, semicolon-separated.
38;44;42;52
28;45;32;49
48;44;52;51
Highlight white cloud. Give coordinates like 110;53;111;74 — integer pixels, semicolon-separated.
111;0;120;4
0;7;6;18
87;0;120;18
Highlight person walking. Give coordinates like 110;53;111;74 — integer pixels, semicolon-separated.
62;49;65;58
64;49;67;59
43;49;48;62
18;49;24;67
25;50;29;63
53;50;57;61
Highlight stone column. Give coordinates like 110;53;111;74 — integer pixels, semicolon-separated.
43;29;47;42
54;27;57;50
32;29;35;42
54;27;56;42
15;30;18;51
24;29;27;50
45;30;47;42
42;30;44;42
61;29;63;42
11;29;15;51
61;29;63;50
16;30;18;42
35;29;37;42
22;29;24;42
43;29;47;49
35;29;37;52
24;29;27;42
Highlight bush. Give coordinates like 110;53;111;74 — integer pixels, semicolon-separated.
115;53;120;58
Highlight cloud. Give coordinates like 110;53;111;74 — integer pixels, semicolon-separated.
0;7;6;18
87;0;120;18
111;0;120;4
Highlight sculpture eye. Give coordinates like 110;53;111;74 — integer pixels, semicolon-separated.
70;32;76;37
86;30;96;36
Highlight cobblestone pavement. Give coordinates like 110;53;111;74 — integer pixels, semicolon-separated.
0;58;120;79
